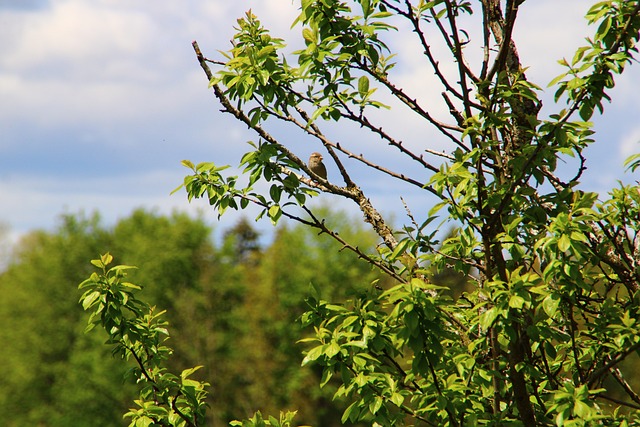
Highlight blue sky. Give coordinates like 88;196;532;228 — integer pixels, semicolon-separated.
1;0;639;249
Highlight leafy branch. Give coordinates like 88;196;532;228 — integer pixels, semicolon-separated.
78;253;209;427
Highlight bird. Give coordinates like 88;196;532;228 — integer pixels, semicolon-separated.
308;152;327;180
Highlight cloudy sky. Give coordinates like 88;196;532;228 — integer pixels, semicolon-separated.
1;0;639;248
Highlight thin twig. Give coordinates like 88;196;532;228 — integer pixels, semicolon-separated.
357;60;471;152
611;366;640;406
587;341;640;386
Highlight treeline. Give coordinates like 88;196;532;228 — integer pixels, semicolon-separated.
0;208;389;426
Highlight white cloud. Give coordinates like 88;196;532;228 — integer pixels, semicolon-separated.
0;1;239;129
1;1;154;71
620;127;640;160
0;4;156;131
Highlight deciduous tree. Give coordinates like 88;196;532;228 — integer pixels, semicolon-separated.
176;0;640;425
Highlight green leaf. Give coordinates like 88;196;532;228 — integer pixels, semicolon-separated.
623;153;640;172
480;307;500;330
341;401;359;424
369;396;383;414
388;238;410;261
180;159;195;170
542;294;560;318
326;341;341;358
509;294;525;309
269;185;282;203
181;366;203;380
268;415;280;427
320;368;333;388
361;0;371;17
301;345;324;366
557;234;571;253
358;75;370;97
308;105;328;125
390;392;404;407
268;205;282;224
82;290;101;310
302;28;316;45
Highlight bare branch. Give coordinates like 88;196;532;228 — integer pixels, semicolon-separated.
302;206;406;283
381;0;468;103
323;84;448;172
358;61;471;152
612;366;640;406
442;0;478;120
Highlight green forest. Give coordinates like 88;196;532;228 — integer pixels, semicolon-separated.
0;208;399;426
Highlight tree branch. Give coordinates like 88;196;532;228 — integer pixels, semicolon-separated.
193;40;400;251
357;61;471;152
587;341;640;386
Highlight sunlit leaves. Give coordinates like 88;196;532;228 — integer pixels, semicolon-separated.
212;11;292;111
175;141;322;225
547;383;608;426
550;0;640;120
230;410;299;427
79;255;209;426
624;153;640;172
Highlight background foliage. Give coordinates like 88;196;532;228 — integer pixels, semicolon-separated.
0;208;392;426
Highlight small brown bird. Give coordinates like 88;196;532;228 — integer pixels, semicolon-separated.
308;152;327;180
